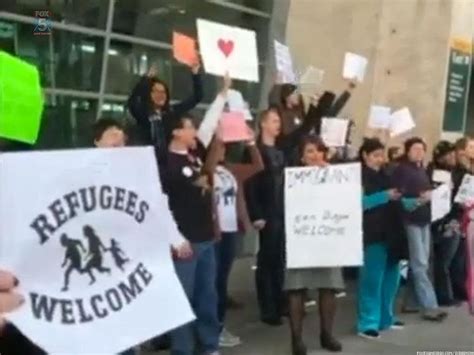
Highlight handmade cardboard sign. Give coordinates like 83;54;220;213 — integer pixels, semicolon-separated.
285;163;363;268
0;147;194;354
197;19;259;82
0;51;44;144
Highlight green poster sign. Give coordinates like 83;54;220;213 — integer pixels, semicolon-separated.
442;38;472;133
0;51;44;144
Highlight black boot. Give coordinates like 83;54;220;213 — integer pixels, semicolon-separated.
320;331;342;352
291;337;307;355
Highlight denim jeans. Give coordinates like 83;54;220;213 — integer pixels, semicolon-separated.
170;241;220;355
357;242;401;332
215;232;239;329
434;234;461;304
405;224;439;311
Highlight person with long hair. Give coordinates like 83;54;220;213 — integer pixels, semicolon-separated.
428;141;463;306
391;137;448;322
285;135;344;354
357;138;405;340
127;60;202;152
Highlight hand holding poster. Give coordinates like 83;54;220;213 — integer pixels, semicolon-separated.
343;52;368;82
320;118;349;147
0;147;194;354
285;163;363;268
431;183;452;222
197;19;259;82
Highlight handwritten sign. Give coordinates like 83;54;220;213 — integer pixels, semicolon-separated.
0;147;194;353
197;19;259;82
368;105;391;129
389;107;416;137
455;174;474;204
298;66;324;97
431;183;452;222
284;163;363;268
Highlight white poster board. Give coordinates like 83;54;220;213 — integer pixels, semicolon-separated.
321;118;349;147
432;169;452;185
343;52;368;82
0;147;194;354
455;174;474;204
197;19;259;82
285;163;363;268
431;183;452;222
274;40;297;84
368;105;392;129
298;66;324;97
390;107;416;137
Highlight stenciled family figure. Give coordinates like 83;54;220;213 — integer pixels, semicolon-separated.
60;225;130;291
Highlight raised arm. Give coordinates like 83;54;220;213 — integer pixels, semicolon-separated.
127;75;151;126
172;61;204;115
326;80;356;117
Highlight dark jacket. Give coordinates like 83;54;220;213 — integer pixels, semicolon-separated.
362;165;408;260
245;92;335;224
127;73;203;148
391;160;431;225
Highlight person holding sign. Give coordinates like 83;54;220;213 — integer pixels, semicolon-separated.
284;135;344;354
245;94;336;327
127;58;203;153
357;138;405;340
391;138;448;322
428;141;464;307
161;115;221;355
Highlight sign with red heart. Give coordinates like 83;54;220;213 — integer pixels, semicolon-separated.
197;19;259;82
217;39;234;58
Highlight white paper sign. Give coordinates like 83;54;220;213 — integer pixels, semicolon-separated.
298;66;324;97
226;89;253;121
0;148;194;354
368;105;392;129
390;107;416;137
321;118;349;147
455;174;474;204
431;183;452;222
285;163;363;268
432;169;452;185
343;52;368;82
274;40;297;84
197;19;259;82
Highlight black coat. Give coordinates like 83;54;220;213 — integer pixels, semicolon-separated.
362;165;408;261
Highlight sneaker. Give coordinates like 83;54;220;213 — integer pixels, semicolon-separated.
219;328;241;348
304;299;317;308
358;330;380;340
390;321;405;330
335;291;346;298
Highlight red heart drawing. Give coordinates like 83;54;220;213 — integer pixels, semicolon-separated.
217;39;234;58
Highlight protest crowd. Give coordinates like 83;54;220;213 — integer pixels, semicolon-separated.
0;21;473;355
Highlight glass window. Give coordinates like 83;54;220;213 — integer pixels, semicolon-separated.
225;0;273;13
0;21;52;87
52;31;104;91
3;0;109;29
37;96;98;149
106;40;172;96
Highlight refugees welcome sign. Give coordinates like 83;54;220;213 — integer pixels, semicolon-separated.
0;147;194;354
284;163;363;269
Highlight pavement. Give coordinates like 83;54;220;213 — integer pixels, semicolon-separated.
145;257;474;355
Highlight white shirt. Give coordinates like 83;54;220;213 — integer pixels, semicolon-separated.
214;166;238;232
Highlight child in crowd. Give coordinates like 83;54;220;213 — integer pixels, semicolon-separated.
392;137;448;322
357;138;406;340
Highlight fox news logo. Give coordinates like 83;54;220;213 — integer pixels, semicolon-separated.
34;10;52;35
